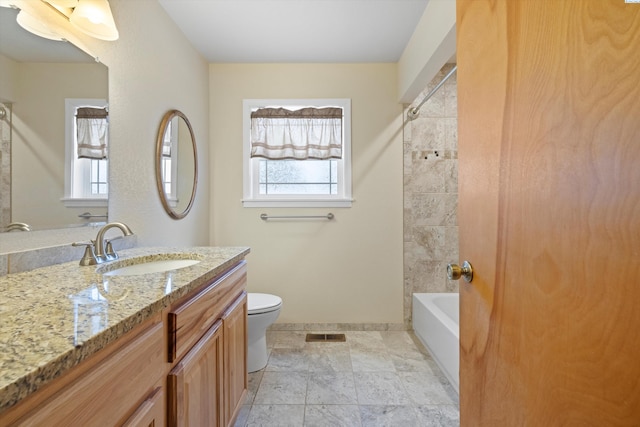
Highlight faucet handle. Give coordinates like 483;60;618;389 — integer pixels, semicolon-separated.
105;240;118;261
72;242;98;266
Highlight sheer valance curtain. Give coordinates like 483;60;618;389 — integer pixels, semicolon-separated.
76;107;108;160
250;107;343;160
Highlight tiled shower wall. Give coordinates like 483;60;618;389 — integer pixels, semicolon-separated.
403;63;459;327
0;102;10;231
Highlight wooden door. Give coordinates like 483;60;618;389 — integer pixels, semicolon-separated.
222;292;248;426
456;0;640;425
168;321;224;427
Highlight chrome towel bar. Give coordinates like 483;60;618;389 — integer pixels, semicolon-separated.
78;212;108;219
260;213;334;220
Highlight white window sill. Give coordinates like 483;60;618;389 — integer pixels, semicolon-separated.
242;198;353;208
60;197;108;208
166;197;178;208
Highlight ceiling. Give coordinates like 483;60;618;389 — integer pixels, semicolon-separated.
157;0;430;63
1;1;431;64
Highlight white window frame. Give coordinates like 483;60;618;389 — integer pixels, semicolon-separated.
161;117;179;207
61;98;108;208
242;98;353;208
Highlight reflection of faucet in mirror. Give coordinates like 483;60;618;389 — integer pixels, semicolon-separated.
94;222;133;263
5;222;31;232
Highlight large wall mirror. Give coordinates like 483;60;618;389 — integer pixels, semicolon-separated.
155;110;198;220
0;6;109;233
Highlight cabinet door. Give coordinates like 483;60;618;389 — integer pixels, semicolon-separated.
168;320;224;427
13;321;164;427
122;386;165;427
223;292;248;426
168;261;247;363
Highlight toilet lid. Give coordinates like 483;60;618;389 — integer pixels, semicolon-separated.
248;293;282;314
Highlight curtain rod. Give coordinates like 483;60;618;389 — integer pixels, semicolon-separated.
407;65;457;120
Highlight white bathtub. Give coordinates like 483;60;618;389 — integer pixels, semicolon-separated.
412;293;459;394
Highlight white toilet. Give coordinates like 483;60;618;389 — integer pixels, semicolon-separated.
247;293;282;373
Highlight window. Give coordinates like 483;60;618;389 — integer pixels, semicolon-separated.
160;117;179;207
243;99;352;208
62;98;108;208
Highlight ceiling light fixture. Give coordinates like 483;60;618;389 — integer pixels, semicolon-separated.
49;0;79;7
6;0;118;42
69;0;118;41
45;0;77;16
16;9;64;41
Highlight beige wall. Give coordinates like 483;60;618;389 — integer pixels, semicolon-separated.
397;0;456;103
2;0;210;253
210;64;404;325
0;54;18;102
95;0;210;246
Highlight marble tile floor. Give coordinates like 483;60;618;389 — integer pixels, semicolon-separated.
234;330;459;427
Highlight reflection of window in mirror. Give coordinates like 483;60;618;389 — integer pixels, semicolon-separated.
161;118;179;207
61;98;109;208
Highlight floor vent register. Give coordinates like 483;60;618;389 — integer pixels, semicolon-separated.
305;333;347;343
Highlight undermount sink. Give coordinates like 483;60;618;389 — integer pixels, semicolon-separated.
99;257;201;276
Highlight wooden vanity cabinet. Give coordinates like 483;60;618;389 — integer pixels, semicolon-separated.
0;259;248;427
222;292;248;425
168;321;224;427
122;386;165;427
167;261;248;427
1;316;166;427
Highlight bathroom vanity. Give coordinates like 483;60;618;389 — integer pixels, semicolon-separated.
0;246;250;426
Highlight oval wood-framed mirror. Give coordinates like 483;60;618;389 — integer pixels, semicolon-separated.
155;110;198;219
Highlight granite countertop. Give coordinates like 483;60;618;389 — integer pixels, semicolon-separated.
0;246;250;413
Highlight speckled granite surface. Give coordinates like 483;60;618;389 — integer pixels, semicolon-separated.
0;246;250;412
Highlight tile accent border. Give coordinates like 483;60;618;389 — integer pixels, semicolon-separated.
270;323;408;332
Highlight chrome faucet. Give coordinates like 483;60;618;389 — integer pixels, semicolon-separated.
93;222;133;264
73;222;134;265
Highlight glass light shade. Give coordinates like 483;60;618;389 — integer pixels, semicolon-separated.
45;0;78;16
16;10;64;41
69;0;118;41
47;0;79;8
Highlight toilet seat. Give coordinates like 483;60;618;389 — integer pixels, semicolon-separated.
248;293;282;315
